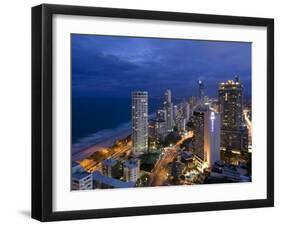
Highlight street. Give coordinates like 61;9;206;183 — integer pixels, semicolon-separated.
149;131;193;186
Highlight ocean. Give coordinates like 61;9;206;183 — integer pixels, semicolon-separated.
72;97;162;154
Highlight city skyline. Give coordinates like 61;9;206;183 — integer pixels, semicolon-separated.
71;34;252;191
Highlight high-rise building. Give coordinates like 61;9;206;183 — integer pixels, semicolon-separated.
157;109;167;121
163;89;174;131
123;159;140;182
218;78;245;151
192;108;221;168
173;105;179;122
164;89;172;103
132;91;148;156
178;118;186;132
204;111;221;167
149;119;168;141
199;80;204;100
102;158;117;177
193;110;205;163
183;102;190;122
188;96;198;113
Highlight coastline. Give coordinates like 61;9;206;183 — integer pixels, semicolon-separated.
72;129;131;161
72;113;156;161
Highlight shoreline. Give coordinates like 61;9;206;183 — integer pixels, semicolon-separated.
72;113;156;161
72;129;131;161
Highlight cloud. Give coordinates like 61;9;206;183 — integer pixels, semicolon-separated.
72;34;251;98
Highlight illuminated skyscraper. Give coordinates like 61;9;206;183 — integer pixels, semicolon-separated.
188;96;198;114
199;80;204;100
218;78;246;151
193;110;205;163
132;91;148;156
204;111;221;167
157;109;167;121
193;108;221;168
173;105;179;122
183;102;190;121
164;89;172;103
163;89;174;131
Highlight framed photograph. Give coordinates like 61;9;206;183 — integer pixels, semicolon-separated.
32;4;274;221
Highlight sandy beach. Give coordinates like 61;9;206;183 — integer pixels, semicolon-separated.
72;130;131;161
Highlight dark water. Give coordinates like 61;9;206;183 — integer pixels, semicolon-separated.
72;97;162;152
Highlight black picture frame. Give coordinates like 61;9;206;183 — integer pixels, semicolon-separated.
32;4;274;222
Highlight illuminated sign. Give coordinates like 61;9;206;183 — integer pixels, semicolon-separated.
210;111;215;132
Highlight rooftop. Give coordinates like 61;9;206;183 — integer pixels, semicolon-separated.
72;171;91;181
72;161;80;168
124;159;139;169
132;91;148;96
181;151;193;160
92;171;135;188
102;158;117;167
219;80;242;88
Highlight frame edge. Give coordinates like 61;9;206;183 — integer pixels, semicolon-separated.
31;4;44;221
31;3;275;221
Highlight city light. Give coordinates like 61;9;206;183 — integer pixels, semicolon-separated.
72;76;252;190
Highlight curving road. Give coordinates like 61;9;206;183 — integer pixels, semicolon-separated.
149;131;193;186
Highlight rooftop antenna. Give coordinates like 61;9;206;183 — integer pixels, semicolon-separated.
234;75;240;82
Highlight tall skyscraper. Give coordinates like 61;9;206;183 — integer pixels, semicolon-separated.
193;110;205;163
132;91;148;156
164;89;172;103
148;119;168;141
173;105;179;122
157;109;167;121
178;118;186;132
204;111;221;167
218;78;245;151
199;80;204;100
193;108;221;168
163;89;174;131
188;96;198;114
183;102;190;122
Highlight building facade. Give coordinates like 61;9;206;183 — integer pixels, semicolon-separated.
199;80;204;100
193;110;205;163
204;111;221;167
149;119;168;141
193;109;221;168
123;159;140;182
157;109;167;121
132;91;148;156
218;78;246;151
188;96;198;114
71;171;93;190
102;158;117;177
163;89;174;131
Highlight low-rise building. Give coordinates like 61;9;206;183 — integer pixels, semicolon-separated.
92;171;135;189
102;158;117;177
123;158;140;182
72;171;93;190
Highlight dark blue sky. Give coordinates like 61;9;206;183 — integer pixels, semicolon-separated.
72;34;251;99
